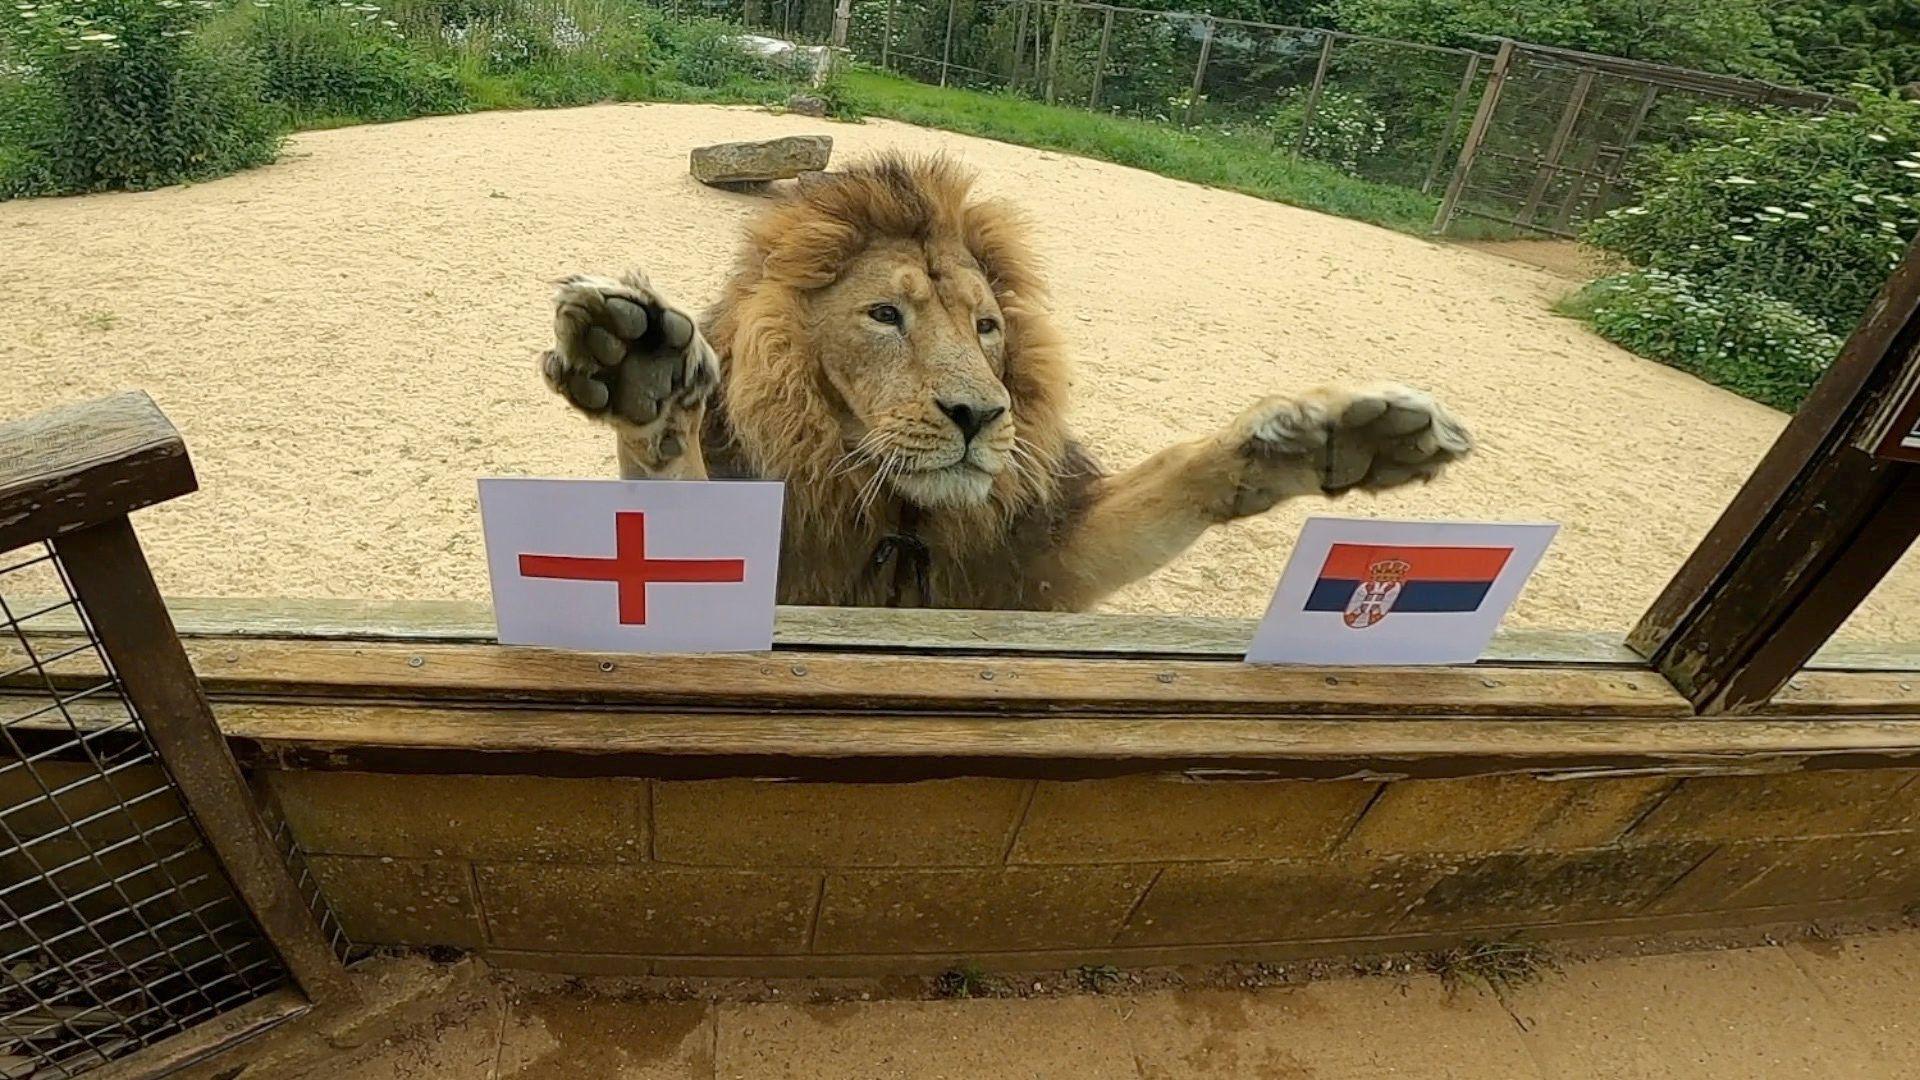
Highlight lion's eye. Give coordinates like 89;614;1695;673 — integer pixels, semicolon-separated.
868;304;902;326
976;317;1000;335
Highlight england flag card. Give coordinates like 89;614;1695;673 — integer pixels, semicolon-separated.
478;478;784;654
1246;517;1557;666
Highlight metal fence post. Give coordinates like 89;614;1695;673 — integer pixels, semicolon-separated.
1423;51;1482;194
1183;16;1213;127
1010;1;1029;90
1433;38;1514;234
1519;68;1594;226
1591;82;1659;214
880;0;896;68
939;0;957;87
1044;0;1067;103
1087;5;1113;109
1292;30;1337;162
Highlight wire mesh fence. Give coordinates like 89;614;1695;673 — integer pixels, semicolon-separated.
1433;43;1852;237
830;0;1492;193
0;546;311;1079
716;0;1856;239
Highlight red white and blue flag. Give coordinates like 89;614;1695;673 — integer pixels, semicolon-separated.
1303;543;1514;628
1247;518;1558;666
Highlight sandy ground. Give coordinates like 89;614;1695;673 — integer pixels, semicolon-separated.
3;103;1916;638
201;930;1920;1078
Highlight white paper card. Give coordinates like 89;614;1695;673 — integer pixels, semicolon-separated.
1246;517;1557;666
478;477;785;653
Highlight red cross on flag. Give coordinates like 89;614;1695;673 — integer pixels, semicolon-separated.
479;478;785;653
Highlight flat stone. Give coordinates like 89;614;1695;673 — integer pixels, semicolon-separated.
690;135;832;185
785;93;829;117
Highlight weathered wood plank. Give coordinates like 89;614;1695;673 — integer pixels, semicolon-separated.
0;392;196;554
1765;670;1920;716
214;703;1920;780
9;595;1651;665
0;634;1690;717
13;692;1920;779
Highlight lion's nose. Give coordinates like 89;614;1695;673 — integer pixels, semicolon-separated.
936;400;1006;442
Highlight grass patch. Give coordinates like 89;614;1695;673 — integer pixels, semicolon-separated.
837;68;1475;239
932;963;993;999
1425;939;1556;995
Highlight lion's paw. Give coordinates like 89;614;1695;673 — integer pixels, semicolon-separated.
1229;384;1470;512
539;271;718;429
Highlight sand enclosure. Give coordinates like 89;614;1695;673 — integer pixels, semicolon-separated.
2;102;1915;640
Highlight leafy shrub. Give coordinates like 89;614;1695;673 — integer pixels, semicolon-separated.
1;0;282;197
655;15;790;90
1584;94;1920;331
1265;87;1385;173
1565;269;1843;411
238;0;468;122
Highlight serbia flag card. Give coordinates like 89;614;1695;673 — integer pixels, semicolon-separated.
1246;517;1557;666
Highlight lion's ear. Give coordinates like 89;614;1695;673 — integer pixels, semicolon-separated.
762;219;863;289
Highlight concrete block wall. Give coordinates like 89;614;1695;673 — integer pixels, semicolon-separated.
262;768;1920;975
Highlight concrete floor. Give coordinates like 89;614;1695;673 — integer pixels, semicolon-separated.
215;930;1920;1079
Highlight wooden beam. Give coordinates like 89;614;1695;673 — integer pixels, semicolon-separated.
54;521;355;1005
211;703;1920;781
0;633;1690;718
0;392;195;555
1632;235;1920;713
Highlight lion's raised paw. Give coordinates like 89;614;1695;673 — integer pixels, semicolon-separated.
1237;383;1472;496
541;272;718;429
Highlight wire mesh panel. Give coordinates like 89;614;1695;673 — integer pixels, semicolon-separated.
0;547;290;1079
1441;44;1847;238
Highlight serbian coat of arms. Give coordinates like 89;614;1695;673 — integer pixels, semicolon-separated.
1342;558;1410;629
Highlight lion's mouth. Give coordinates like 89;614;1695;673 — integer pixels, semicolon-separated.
890;459;997;508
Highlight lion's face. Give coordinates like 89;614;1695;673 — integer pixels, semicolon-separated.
804;237;1017;509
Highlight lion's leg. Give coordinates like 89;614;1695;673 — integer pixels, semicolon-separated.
1035;384;1471;609
539;269;718;479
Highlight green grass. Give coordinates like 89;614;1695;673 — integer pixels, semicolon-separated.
838;68;1460;239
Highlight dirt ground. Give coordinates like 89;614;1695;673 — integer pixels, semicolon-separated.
197;929;1920;1079
3;102;1916;639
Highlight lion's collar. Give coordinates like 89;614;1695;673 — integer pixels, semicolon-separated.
868;502;934;607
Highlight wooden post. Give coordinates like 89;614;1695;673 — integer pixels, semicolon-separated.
1423;52;1482;194
939;0;957;87
1292;30;1338;162
0;393;355;1005
831;0;852;48
1044;0;1067;104
1433;39;1514;235
880;0;895;68
1087;5;1113;109
1183;17;1213;127
1519;68;1594;228
57;520;358;1002
1631;236;1920;714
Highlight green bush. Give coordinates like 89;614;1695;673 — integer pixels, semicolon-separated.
1;0;282;197
1264;87;1386;174
1565;269;1843;411
237;0;468;123
1584;94;1920;331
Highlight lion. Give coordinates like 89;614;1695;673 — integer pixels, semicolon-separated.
537;153;1472;610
